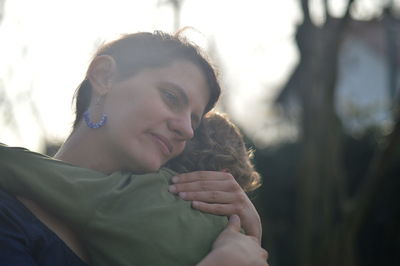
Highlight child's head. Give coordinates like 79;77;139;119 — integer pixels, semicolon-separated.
167;112;261;192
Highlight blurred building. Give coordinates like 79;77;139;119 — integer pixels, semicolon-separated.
336;16;400;134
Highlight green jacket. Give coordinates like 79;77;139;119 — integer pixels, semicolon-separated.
0;143;227;266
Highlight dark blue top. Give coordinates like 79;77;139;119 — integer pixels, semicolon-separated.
0;189;87;266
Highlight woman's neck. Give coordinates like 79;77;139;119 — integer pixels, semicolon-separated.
55;126;118;174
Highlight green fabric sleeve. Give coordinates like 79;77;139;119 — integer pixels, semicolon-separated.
0;143;118;225
0;143;228;266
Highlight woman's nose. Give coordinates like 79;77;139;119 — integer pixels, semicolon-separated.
169;114;194;140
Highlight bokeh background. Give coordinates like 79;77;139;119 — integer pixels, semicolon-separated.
1;0;399;265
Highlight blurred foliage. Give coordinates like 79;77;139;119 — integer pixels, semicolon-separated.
250;129;400;266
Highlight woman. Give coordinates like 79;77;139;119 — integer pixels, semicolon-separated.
0;112;264;265
0;31;267;265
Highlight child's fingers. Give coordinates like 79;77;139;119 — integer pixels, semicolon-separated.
169;179;240;193
227;214;241;232
172;171;234;184
192;201;262;243
191;201;237;216
177;191;236;204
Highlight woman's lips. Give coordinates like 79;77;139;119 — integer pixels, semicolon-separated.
151;133;172;155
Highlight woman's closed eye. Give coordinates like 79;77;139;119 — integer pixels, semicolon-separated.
159;86;199;131
161;89;180;107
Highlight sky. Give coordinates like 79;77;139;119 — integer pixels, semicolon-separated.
0;0;396;152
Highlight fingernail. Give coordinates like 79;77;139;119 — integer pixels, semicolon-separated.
172;176;179;183
230;214;240;223
178;192;186;199
169;185;177;193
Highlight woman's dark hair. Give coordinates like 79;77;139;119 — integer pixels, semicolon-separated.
73;31;221;129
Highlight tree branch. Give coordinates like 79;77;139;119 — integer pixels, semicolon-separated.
323;0;331;20
300;0;311;23
343;0;356;20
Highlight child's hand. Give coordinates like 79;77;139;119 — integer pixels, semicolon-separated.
197;215;268;266
168;171;262;243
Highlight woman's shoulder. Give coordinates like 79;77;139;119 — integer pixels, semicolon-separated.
0;189;87;266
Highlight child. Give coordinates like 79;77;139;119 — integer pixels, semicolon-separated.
0;112;261;266
168;111;260;192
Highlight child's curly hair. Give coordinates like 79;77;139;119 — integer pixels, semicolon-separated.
167;112;262;192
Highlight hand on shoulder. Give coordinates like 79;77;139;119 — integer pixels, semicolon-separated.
197;215;269;266
170;171;262;242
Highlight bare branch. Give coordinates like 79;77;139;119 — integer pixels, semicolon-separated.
300;0;312;23
0;84;21;139
323;0;331;19
0;0;5;24
335;0;355;31
343;0;356;20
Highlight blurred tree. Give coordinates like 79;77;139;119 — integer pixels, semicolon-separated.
0;0;62;153
270;0;400;265
0;81;20;139
0;0;5;24
276;1;354;265
0;0;20;139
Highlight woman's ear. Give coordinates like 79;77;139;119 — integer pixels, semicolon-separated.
87;55;117;95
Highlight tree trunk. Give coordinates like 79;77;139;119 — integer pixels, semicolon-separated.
291;1;354;265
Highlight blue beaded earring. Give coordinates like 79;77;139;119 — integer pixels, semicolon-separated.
83;95;107;129
83;110;107;129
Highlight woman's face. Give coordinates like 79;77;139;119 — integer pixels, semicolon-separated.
101;60;210;173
